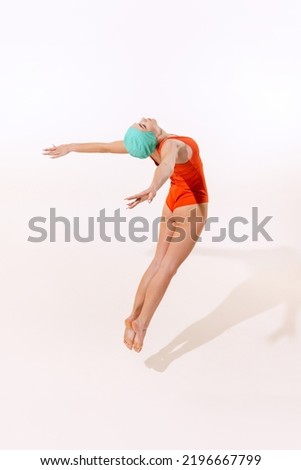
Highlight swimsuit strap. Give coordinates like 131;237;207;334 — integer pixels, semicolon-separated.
157;135;179;155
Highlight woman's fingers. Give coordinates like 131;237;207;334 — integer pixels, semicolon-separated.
124;190;149;201
127;200;141;209
42;147;57;156
125;194;143;201
42;144;68;158
124;190;155;208
42;151;59;157
43;144;56;151
126;200;138;209
125;187;156;208
148;191;156;202
42;145;66;158
126;195;146;208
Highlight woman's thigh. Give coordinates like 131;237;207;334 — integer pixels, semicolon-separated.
160;202;208;272
152;202;175;265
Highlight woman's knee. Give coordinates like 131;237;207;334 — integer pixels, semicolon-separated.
150;257;163;272
158;260;179;277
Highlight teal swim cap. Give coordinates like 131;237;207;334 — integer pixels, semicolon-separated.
123;127;158;159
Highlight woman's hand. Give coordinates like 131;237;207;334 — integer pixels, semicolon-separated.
124;186;157;209
42;144;71;159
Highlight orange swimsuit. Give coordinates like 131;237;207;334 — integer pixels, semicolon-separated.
151;135;209;211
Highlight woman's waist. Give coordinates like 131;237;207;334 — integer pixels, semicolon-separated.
169;182;208;195
170;174;207;188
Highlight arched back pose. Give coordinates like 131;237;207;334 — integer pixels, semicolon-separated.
43;117;209;353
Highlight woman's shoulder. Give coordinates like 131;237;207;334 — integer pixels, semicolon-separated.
154;135;198;165
157;135;197;154
157;135;184;152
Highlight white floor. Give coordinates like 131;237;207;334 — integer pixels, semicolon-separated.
1;215;300;449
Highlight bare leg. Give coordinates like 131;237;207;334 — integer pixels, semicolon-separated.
124;203;174;349
132;203;208;352
124;261;161;348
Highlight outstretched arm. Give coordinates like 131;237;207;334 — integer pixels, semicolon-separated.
42;140;128;158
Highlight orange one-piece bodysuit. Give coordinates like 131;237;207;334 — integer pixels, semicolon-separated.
150;135;209;211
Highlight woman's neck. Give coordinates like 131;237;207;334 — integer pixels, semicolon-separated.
157;128;173;143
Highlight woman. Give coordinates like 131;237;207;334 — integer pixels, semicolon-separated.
43;117;209;353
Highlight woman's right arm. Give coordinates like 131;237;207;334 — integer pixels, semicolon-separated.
43;140;128;158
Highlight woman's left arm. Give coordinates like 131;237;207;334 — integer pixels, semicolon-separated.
125;141;179;209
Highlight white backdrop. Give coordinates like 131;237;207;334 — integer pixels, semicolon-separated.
1;0;300;450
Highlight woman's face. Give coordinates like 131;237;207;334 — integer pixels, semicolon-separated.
131;117;160;136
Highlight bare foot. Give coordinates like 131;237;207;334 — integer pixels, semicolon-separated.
132;319;148;352
123;317;136;350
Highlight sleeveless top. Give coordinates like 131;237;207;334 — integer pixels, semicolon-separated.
150;135;209;199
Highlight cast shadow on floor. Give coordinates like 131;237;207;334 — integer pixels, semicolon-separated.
144;246;301;372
